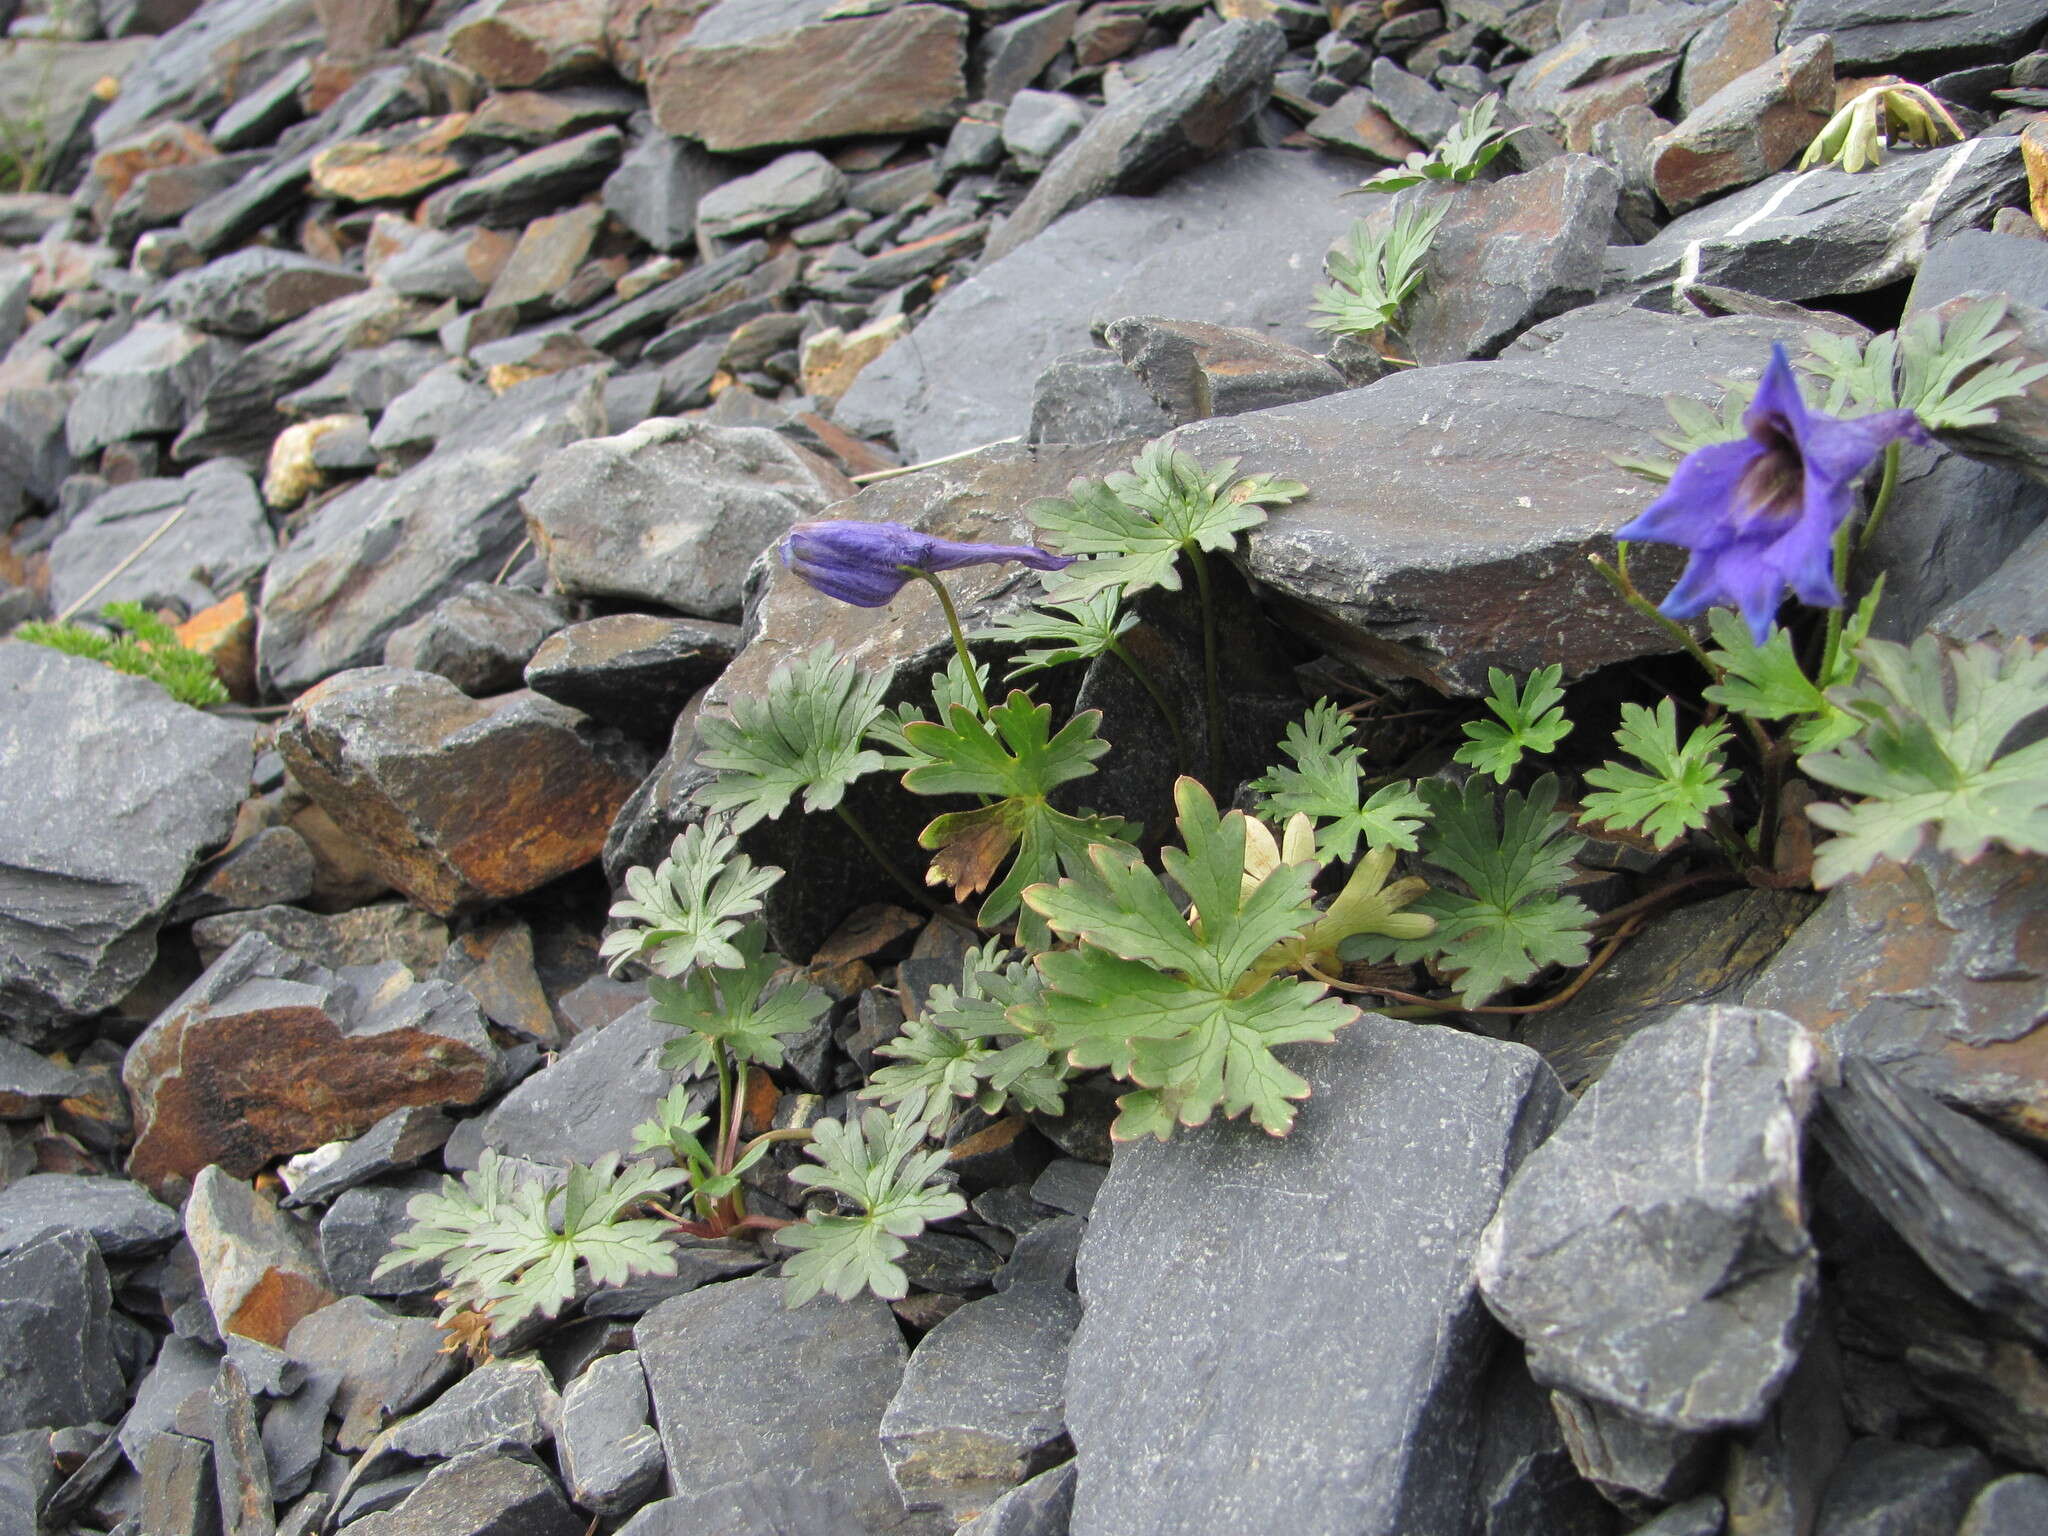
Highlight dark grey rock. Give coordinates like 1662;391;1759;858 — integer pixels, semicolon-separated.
1906;229;2048;315
576;240;770;354
980;3;1077;103
172;287;424;466
1101;314;1344;421
0;1427;53;1536
0;1229;127;1433
208;56;310;151
153;249;368;339
47;459;272;619
1027;348;1177;445
1363;154;1618;364
425;127;624;229
65;320;231;456
1506;5;1706;151
637;1272;940;1534
189;902;449;976
614;1473;900;1535
1202;305;1818;693
1552;1386;1718;1511
381;583;576;696
1028;1160;1103;1218
993;1214;1084;1292
1744;848;2048;1147
1469;1355;1616;1536
1478;1006;1823;1433
697;151;846;241
1632;1496;1727;1536
373;1356;559;1464
558;1351;664;1517
140;1431;219;1536
1784;0;2048;75
367;365;495;455
1962;1475;2048;1536
468;1005;678;1168
1608;139;2027;303
522;416;853;619
1066;1014;1564;1536
339;1448;579;1536
372;225;514;307
209;1359;274;1536
522;614;740;735
0;1174;178;1259
880;1284;1079;1520
318;1176;442;1298
0;642;252;1042
282;1107;452;1210
0;383;72;522
283;1296;460;1453
957;1461;1075;1536
225;1337;302;1399
168;827;319;925
281;340;443;422
578;1239;767;1316
1819;1056;2048;1350
839;149;1361;461
1002;89;1089;172
120;1335;219;1473
262;1369;336;1505
602;132;730;253
1369;56;1459;145
1519;887;1818;1093
1719;1328;1850;1536
90;0;318;150
1813;1437;1994;1536
259;367;608;696
0;1036;87;1115
983;21;1285;262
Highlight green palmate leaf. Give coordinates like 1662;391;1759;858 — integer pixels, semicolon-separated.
645;924;830;1077
1250;700;1428;863
1028;439;1308;603
777;1109;967;1306
1309;199;1447;339
861;938;1069;1129
870;653;994;771
631;1087;771;1207
902;691;1137;945
1806;298;2048;428
376;1149;687;1338
1454;665;1573;782
600;820;782;979
1351;773;1592;1009
1800;634;2048;886
696;642;889;830
1022;778;1357;1141
1581;700;1735;850
975;588;1137;680
1702;598;1873;751
1353;92;1515;194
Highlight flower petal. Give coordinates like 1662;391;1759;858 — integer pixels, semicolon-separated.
1617;438;1764;546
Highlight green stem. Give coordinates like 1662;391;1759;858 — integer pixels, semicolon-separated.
908;569;990;719
1185;544;1225;778
1820;438;1903;685
834;802;938;914
707;1043;733;1222
1591;548;1721;683
1107;635;1189;770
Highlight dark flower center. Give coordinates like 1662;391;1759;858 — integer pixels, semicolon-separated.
1735;412;1805;524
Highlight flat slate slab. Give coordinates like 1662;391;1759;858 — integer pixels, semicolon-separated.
1063;1014;1565;1536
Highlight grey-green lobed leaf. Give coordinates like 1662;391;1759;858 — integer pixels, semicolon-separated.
696;642;889;830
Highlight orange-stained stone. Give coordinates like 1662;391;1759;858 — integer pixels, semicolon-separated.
177;591;257;701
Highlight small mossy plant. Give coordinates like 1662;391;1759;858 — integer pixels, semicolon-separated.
16;601;230;707
390;344;2048;1335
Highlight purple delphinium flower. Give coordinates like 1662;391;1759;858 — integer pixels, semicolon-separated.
1615;344;1926;641
780;520;1075;607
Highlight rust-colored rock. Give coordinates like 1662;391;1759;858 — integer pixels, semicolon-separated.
1747;848;2048;1147
1650;36;1833;214
311;117;472;202
183;1165;338;1348
90;121;216;219
799;313;909;404
648;4;968;152
448;0;611;86
315;0;427;62
124;931;503;1201
1676;0;1786;117
176;591;256;702
276;667;650;916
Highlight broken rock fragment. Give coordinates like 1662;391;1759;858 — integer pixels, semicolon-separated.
124;931;502;1199
276;667;649;916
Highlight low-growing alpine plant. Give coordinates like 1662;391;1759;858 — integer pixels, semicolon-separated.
389;296;2048;1332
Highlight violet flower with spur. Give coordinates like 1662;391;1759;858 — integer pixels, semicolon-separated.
780;521;1075;607
1614;343;1926;641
